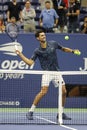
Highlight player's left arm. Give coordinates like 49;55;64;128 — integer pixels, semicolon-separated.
62;47;81;55
62;47;73;53
56;42;81;55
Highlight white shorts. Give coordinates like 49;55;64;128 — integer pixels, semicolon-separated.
41;74;65;87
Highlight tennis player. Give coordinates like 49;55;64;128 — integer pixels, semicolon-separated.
16;30;80;120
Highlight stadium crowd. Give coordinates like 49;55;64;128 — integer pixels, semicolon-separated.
0;0;87;34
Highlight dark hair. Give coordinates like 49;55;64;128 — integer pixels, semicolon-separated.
45;1;51;4
35;30;45;38
25;0;30;3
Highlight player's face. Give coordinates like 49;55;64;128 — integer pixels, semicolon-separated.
38;32;46;43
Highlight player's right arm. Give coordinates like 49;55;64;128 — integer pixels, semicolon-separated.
16;50;34;66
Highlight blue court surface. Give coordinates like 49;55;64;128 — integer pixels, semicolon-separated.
0;108;87;125
0;124;87;130
0;110;87;130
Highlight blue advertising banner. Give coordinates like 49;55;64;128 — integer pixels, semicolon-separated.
0;33;87;81
0;33;87;71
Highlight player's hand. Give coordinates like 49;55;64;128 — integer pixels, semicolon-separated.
15;50;21;55
72;49;81;55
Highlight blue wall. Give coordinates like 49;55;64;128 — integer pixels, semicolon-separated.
0;33;87;108
0;33;87;71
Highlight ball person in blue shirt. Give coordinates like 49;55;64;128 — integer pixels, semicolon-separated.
16;30;80;120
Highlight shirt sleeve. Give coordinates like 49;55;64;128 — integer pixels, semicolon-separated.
57;43;63;49
52;41;63;49
54;9;59;19
31;48;38;61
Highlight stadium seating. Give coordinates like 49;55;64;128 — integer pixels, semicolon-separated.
0;0;41;31
0;0;86;33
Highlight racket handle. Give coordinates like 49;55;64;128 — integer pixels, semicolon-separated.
15;45;18;50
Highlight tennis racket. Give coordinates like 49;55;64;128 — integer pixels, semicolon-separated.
6;22;22;52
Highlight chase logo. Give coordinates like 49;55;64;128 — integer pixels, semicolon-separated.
0;42;23;56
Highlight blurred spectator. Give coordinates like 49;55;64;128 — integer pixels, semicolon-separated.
63;0;69;8
39;0;53;10
66;0;80;33
7;0;22;23
0;18;5;33
80;16;87;34
67;85;87;97
22;0;36;33
52;0;68;33
6;16;19;33
75;0;81;9
39;0;59;33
